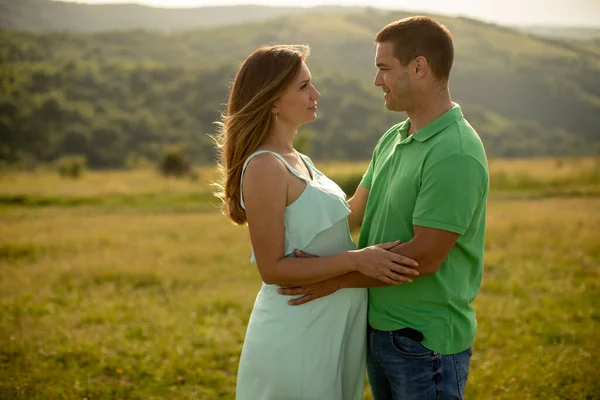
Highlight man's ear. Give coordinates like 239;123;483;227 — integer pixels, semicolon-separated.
413;56;429;78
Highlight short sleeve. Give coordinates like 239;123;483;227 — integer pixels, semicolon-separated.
413;154;488;235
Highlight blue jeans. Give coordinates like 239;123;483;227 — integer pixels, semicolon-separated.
367;326;472;400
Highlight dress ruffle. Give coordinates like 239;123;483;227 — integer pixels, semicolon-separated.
284;186;350;256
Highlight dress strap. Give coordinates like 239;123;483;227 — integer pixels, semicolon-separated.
239;150;309;209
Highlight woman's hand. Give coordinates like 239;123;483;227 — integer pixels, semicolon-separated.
352;241;419;284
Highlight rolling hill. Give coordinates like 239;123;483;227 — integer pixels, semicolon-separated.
0;0;364;32
2;0;599;39
518;26;600;40
1;8;599;166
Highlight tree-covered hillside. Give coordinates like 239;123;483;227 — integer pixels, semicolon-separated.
1;9;599;167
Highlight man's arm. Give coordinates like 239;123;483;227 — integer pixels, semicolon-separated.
389;226;458;275
347;184;369;231
340;226;457;283
348;155;376;231
278;227;456;305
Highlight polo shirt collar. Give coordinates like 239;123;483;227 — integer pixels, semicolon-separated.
396;103;463;145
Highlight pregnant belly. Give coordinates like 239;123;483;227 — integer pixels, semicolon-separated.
250;284;367;341
254;283;367;327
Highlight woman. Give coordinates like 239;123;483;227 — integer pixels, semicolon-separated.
214;45;418;399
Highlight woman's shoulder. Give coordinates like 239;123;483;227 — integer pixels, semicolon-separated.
243;150;288;183
241;150;289;209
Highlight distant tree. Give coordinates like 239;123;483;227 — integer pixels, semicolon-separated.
57;155;86;179
158;144;191;178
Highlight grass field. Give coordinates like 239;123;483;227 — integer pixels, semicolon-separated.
1;158;599;399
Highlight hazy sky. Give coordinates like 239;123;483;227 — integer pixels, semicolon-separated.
59;0;600;27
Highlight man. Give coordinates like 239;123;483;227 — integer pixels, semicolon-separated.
279;16;489;400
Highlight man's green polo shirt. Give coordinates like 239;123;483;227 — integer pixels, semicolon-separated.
359;103;489;355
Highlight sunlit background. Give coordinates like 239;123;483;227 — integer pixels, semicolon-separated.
1;0;599;398
58;0;600;26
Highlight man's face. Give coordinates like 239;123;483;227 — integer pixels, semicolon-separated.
373;42;413;112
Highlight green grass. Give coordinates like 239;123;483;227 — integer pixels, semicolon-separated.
1;158;599;399
0;168;221;211
1;157;598;210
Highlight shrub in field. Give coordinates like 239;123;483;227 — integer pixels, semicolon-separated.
57;155;86;179
188;169;200;182
125;152;152;170
158;145;191;178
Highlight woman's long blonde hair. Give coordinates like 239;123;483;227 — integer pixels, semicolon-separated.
214;45;310;225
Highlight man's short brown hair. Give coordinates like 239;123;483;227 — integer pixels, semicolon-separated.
375;16;454;81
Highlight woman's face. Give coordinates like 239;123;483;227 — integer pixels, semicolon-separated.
274;61;321;128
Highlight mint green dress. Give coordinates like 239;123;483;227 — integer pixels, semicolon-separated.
236;150;367;400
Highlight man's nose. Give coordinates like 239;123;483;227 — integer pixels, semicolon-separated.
374;73;382;86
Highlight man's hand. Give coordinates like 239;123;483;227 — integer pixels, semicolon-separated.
277;249;339;306
278;278;340;306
